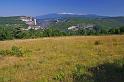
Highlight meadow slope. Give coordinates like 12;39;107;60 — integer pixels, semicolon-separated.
0;35;124;82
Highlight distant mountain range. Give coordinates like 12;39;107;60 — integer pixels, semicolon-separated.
36;13;108;19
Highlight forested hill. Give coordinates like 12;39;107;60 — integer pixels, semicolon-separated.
37;14;124;30
0;16;27;28
48;17;124;31
0;15;124;41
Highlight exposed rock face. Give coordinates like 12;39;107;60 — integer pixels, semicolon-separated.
20;16;40;30
68;24;95;30
20;16;36;26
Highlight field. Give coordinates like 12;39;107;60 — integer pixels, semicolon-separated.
0;35;124;82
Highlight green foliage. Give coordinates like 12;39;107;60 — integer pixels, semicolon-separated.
0;16;124;41
72;59;124;82
120;26;124;33
49;17;124;31
0;16;28;28
11;46;23;57
0;16;28;40
114;58;124;67
108;28;121;34
53;71;65;82
0;46;23;57
0;77;14;82
43;29;66;37
0;50;11;56
72;64;91;82
0;27;14;40
0;26;124;41
88;59;124;82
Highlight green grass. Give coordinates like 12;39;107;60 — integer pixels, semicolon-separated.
0;35;124;82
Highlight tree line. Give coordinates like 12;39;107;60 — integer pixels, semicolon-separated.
0;26;124;41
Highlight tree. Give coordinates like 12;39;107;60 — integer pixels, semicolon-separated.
120;26;124;33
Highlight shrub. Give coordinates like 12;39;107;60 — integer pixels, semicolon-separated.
11;46;23;57
53;71;65;82
0;50;11;56
72;64;91;82
0;46;24;57
114;58;124;67
89;60;124;82
94;40;102;45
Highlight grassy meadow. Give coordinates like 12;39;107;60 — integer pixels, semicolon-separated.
0;35;124;82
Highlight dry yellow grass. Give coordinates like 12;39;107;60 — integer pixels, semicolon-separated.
0;35;124;82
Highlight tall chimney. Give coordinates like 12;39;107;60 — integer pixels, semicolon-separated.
34;19;37;25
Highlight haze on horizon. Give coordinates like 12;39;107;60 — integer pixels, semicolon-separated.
0;0;124;17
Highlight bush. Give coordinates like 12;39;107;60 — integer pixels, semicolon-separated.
72;64;92;82
11;46;23;57
114;58;124;67
0;46;24;57
0;50;11;56
94;40;102;45
53;71;65;82
89;60;124;82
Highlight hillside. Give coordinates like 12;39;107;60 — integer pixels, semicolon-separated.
36;14;124;31
0;15;124;41
0;35;124;82
47;17;124;31
0;16;28;28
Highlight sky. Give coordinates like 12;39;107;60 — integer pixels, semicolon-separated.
0;0;124;16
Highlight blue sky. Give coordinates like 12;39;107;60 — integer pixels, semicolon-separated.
0;0;124;16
